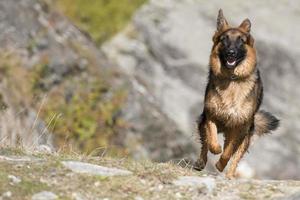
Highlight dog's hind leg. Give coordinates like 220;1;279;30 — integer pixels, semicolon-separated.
226;134;251;178
194;115;208;171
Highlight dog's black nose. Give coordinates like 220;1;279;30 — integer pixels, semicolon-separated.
227;49;236;57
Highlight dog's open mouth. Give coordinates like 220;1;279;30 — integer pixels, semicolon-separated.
226;57;237;68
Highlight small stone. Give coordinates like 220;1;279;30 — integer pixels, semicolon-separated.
8;175;21;184
34;145;53;154
157;184;163;190
140;179;146;185
175;192;182;198
173;176;216;193
61;161;133;176
32;191;58;200
72;193;84;200
36;38;49;50
0;155;38;162
94;181;100;187
2;191;12;198
135;196;144;200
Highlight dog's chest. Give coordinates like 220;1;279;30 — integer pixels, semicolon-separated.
206;80;255;126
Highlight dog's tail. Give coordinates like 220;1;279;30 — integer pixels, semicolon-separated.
253;110;279;136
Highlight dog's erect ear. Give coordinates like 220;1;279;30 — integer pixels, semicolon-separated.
217;9;229;32
248;34;255;47
239;19;251;33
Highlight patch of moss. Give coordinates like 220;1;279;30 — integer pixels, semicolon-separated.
40;75;128;154
53;0;147;44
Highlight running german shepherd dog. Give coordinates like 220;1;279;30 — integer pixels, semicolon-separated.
194;9;279;178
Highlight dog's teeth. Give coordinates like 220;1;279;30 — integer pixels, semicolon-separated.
227;60;236;66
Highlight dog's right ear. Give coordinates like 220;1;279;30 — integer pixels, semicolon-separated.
217;9;229;32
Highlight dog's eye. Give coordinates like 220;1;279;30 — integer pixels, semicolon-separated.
237;36;246;45
239;36;247;43
220;35;228;44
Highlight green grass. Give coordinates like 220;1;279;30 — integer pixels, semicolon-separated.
0;163;50;200
54;0;147;45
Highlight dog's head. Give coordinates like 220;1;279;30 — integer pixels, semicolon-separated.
212;9;255;70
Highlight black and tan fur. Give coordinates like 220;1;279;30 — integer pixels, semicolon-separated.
194;9;279;178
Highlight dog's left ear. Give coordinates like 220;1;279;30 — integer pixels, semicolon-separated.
239;19;251;33
217;9;229;32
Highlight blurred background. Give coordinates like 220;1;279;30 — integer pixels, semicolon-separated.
0;0;299;180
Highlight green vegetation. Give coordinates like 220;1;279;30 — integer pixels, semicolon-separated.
54;0;147;44
0;45;128;154
0;0;146;155
40;74;127;153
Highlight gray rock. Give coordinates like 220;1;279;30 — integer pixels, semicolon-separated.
31;191;58;200
8;175;21;184
173;176;216;193
34;145;53;154
0;155;41;162
61;161;133;176
71;193;85;200
280;191;300;200
0;0;106;152
1;191;12;198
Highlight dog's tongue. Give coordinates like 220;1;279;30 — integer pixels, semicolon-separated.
228;57;235;63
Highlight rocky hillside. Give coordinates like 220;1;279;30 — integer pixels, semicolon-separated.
103;0;300;179
0;0;196;164
0;148;299;200
0;0;299;181
0;0;132;154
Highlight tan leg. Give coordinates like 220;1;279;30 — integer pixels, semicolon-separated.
215;130;242;172
205;119;222;154
195;116;221;171
226;134;251;178
216;132;234;172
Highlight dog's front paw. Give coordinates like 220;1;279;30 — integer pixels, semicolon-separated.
194;159;206;171
225;171;236;179
209;144;222;155
215;160;225;172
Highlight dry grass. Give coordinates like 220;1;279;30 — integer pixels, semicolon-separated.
0;51;54;151
0;148;299;200
0;148;198;200
0;107;53;151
